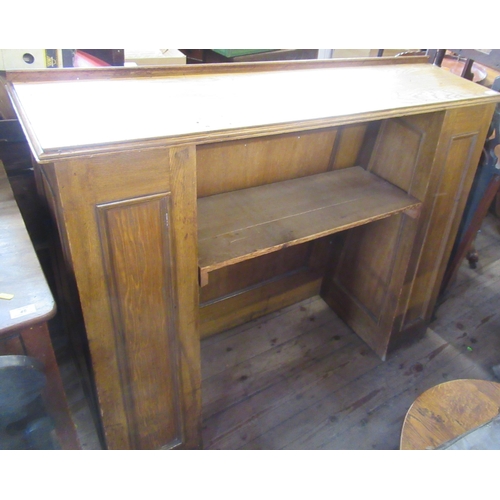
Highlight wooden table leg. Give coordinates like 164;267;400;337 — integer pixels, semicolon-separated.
20;323;80;450
441;175;500;293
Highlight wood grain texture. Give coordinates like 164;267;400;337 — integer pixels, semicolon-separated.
6;62;500;161
167;145;202;449
198;166;421;275
320;112;465;359
401;105;496;329
197;129;337;197
400;379;500;450
41;147;200;449
63;212;500;450
199;236;333;337
97;194;182;449
329;124;369;170
7;60;500;451
1;56;431;85
200;268;324;339
196;124;365;336
322;211;419;359
199;242;314;304
364;114;440;342
199;216;500;449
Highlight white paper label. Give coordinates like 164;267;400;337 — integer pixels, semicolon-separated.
9;304;37;319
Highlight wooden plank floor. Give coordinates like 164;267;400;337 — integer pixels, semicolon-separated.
62;213;500;450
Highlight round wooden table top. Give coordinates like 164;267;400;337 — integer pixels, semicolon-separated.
400;379;500;450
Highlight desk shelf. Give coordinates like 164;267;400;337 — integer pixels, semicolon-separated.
198;166;421;284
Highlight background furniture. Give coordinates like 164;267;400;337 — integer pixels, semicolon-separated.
124;49;186;66
442;86;500;291
180;49;319;63
0;160;79;449
0;355;53;449
0;49;62;70
434;50;500;293
400;379;500;450
3;57;499;449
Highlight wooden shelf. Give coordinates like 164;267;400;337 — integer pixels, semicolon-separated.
198;166;421;283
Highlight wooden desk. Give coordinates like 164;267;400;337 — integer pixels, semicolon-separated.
3;57;500;449
0;161;79;449
400;379;500;450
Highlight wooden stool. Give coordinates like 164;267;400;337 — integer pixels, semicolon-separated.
400;379;500;450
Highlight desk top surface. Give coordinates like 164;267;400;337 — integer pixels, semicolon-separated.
6;59;500;161
0;164;55;333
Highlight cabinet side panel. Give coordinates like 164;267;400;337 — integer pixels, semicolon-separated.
321;113;443;358
50;148;200;449
402;104;496;327
331;123;369;170
35;162;103;445
369;113;444;199
365;113;442;337
332;216;402;318
369;119;425;191
97;194;182;450
322;213;417;359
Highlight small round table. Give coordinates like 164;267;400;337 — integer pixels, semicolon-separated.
400;379;500;450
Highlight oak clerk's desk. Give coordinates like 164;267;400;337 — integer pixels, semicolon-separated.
4;57;500;449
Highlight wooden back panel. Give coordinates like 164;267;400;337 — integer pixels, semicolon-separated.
197;129;337;197
197;124;369;197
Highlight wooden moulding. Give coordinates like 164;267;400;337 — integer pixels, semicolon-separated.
197;166;421;286
3;56;431;83
5;60;500;163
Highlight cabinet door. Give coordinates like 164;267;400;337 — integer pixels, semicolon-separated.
40;146;201;449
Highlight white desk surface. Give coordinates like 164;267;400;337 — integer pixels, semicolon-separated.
10;63;500;158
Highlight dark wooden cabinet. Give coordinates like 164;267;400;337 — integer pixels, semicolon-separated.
3;57;499;449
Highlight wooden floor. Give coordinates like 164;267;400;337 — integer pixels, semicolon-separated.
60;213;500;450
